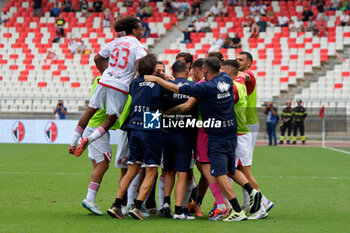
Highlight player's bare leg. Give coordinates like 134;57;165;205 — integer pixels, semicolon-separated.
82;159;109;216
75;114;117;157
199;163;230;219
69;107;98;154
108;163;141;219
161;170;175;218
129;167;158;220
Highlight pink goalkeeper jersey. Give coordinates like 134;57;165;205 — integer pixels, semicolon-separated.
99;35;147;93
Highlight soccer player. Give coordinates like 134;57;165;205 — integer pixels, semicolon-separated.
145;57;262;221
69;16;147;157
80;76;113;216
175;52;199;210
292;99;307;144
161;60;198;220
222;59;268;219
279;99;293;144
236;51;274;213
107;54;163;220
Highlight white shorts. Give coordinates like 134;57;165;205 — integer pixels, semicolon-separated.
235;133;253;167
83;126;112;164
88;84;128;116
115;130;130;169
247;123;259;156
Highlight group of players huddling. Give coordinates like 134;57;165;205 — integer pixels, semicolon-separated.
68;16;274;221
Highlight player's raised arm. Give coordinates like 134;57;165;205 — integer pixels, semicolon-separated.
94;54;108;74
144;75;180;93
165;97;198;115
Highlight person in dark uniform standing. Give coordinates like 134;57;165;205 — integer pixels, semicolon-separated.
292;99;307;144
279;99;293;144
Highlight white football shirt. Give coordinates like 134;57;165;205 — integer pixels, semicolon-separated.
99;35;147;93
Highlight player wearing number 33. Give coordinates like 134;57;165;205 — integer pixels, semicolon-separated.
68;16;147;157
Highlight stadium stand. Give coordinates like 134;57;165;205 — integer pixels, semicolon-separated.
0;0;178;113
158;1;350;113
0;0;349;115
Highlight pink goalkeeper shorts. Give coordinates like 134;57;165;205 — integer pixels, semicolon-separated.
196;128;210;163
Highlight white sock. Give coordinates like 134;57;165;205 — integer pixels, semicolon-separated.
242;187;250;207
261;194;268;206
158;176;165;209
182;180;193;207
127;173;141;206
87;126;105;143
217;203;226;211
86;181;100;202
72;125;84;145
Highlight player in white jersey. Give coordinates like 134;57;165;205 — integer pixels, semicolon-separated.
68;16;147;157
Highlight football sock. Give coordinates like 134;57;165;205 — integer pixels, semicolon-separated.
196;196;203;206
182;180;193;207
242;187;250;207
158;176;165;209
86;181;100;202
127;173;141;206
114;198;123;208
175;206;183;215
229;198;242;213
209;183;226;205
135;200;143;210
87;126;105;143
164;196;171;206
121;194;127;207
243;183;253;195
72;125;84;145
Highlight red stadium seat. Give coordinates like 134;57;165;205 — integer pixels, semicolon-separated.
61;77;70;82
342;72;350;77
280;77;288;83
71;82;80;88
38;82;47;88
334;83;343;89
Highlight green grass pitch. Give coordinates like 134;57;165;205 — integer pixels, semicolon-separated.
1;144;349;233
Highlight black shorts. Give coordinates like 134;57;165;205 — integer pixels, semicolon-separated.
128;130;162;167
207;134;237;177
163;131;194;172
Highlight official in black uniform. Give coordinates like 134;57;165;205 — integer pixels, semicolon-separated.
292;99;307;144
279;99;293;144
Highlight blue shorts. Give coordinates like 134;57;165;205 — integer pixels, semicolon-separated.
207;135;237;177
128;130;162;167
163;131;195;172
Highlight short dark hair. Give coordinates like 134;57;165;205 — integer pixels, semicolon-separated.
192;58;204;69
176;52;193;66
208;52;225;63
114;16;141;35
157;61;165;66
172;60;187;75
204;57;221;74
138;54;157;76
239;51;253;64
222;59;240;75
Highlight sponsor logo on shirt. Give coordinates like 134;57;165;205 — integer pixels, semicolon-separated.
143;110;161;129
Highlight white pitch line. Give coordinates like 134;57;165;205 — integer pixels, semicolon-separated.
255;175;350;180
0;171;85;175
323;146;350;155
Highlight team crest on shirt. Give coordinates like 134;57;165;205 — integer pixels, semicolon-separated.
217;81;230;93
